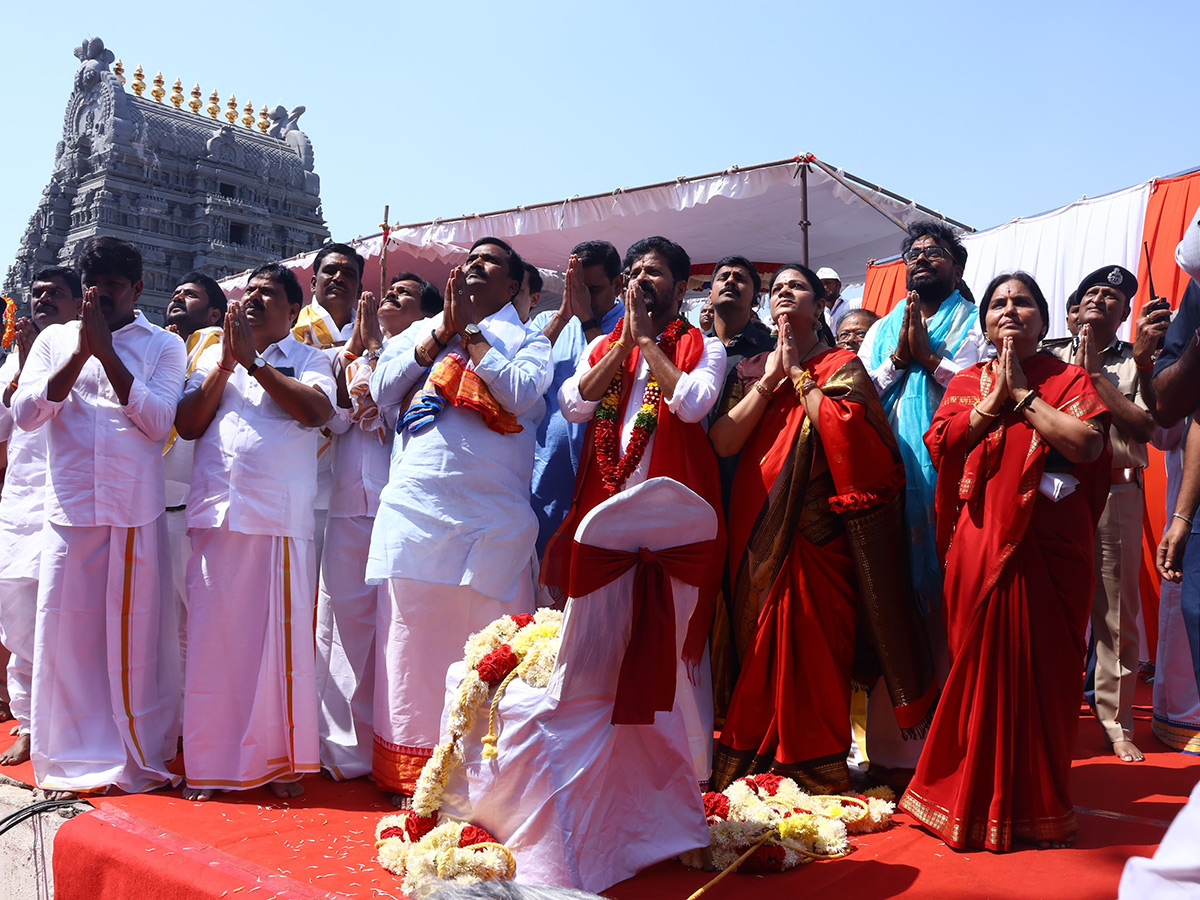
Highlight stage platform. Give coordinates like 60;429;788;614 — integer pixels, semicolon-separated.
0;682;1195;900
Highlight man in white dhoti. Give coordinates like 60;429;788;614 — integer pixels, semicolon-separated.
292;243;365;567
0;266;83;767
176;263;335;801
368;237;552;805
11;237;186;798
316;275;441;780
161;273;225;682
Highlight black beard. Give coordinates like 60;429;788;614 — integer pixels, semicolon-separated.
906;269;955;305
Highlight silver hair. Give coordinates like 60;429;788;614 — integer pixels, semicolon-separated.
428;883;604;900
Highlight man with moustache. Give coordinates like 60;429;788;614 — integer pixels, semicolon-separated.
1047;265;1170;763
817;266;856;333
0;267;82;766
316;273;441;780
12;237;186;798
292;242;366;564
530;240;626;558
367;237;551;804
176;263;335;800
706;256;774;423
161;273;226;673
857;221;987;778
541;237;726;785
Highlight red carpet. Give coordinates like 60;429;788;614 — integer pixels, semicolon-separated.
0;681;1193;900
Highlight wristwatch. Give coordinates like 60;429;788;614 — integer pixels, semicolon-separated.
246;354;266;377
364;347;382;362
461;323;483;343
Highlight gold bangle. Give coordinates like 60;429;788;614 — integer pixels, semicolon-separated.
754;380;773;397
793;373;818;396
890;351;909;369
973;403;999;418
1013;389;1037;413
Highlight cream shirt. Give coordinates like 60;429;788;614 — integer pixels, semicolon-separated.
185;334;336;539
11;313;186;528
366;304;553;601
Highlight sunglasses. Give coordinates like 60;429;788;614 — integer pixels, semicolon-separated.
903;246;952;263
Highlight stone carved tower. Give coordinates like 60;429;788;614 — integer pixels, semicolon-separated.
2;37;330;321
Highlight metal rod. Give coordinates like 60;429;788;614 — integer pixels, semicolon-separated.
800;163;810;267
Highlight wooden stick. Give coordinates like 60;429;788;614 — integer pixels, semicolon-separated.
379;204;390;297
685;828;776;900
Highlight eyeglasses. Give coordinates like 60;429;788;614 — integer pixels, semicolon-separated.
903;246;952;264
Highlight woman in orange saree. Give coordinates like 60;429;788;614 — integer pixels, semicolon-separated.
899;272;1111;850
708;264;933;793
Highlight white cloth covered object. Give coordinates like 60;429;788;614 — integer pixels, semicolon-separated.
437;477;713;893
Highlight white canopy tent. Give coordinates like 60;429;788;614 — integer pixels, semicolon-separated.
218;155;971;308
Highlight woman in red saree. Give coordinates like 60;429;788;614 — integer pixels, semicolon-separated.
708;264;934;793
899;272;1111;851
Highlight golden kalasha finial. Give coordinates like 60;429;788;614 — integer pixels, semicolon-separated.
188;84;202;115
170;78;184;109
131;65;146;97
257;104;269;133
207;89;220;119
113;59;125;85
151;71;166;104
225;94;238;125
241;100;254;129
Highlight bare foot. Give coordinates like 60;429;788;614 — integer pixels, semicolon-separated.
0;700;10;723
388;792;413;810
182;786;217;801
0;733;30;765
43;790;76;802
1112;739;1145;762
267;780;304;799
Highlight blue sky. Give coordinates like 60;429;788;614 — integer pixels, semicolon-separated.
2;0;1197;276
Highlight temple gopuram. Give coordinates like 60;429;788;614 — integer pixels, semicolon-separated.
2;37;330;321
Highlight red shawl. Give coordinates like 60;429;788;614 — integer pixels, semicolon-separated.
541;320;725;671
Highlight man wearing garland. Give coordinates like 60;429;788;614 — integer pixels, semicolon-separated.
0;266;83;767
367;237;551;805
541;235;727;703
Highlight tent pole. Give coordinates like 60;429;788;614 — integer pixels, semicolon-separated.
800;162;811;267
809;158;912;232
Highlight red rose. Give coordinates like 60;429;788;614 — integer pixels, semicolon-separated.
476;645;519;685
379;826;405;841
740;842;785;874
404;811;438;841
702;792;729;821
459;824;499;849
509;613;536;629
743;774;784;796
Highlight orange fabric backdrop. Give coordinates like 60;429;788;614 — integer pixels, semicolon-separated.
862;259;907;316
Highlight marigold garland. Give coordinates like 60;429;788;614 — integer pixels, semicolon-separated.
679;774;895;875
376;608;564;895
1;297;15;350
593;317;688;495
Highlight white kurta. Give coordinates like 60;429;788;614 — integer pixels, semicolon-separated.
11;312;187;792
0;352;46;735
367;303;550;793
183;335;336;790
316;355;393;780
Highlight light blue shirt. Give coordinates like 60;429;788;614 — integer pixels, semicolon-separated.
529;302;624;556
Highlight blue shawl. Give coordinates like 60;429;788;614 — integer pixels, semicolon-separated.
867;290;977;613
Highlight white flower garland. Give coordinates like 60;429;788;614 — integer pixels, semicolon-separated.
377;609;564;893
680;775;895;874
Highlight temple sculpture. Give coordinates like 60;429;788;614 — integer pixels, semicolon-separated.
2;37;330;321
